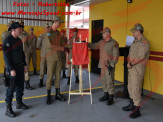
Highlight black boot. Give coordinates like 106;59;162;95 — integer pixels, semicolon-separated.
55;88;66;101
45;68;47;74
16;101;29;110
46;90;51;105
75;76;79;84
25;80;33;90
122;99;135;111
52;80;54;85
5;105;16;118
106;95;114;105
129;106;141;119
99;92;109;101
33;68;38;75
39;79;43;87
62;71;67;78
67;77;70;85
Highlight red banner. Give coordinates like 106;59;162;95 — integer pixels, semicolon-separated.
72;42;89;65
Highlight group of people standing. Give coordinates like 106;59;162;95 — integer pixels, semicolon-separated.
1;16;82;118
2;15;150;119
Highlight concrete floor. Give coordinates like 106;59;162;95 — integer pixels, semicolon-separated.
0;70;163;122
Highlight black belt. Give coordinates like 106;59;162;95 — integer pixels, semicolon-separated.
13;63;24;68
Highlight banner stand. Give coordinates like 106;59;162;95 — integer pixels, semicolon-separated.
68;59;92;104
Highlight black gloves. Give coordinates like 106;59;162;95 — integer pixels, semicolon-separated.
108;65;113;72
3;68;10;87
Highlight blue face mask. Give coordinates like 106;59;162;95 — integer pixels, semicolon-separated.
47;33;50;36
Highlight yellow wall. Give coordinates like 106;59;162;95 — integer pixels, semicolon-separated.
0;25;44;72
0;0;66;72
57;0;66;30
89;0;163;95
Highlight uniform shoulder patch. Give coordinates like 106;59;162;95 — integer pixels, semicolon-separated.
38;35;42;40
5;42;10;47
142;40;148;44
114;42;118;48
141;40;148;47
47;33;51;36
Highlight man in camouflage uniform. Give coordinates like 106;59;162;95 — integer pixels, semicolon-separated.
1;20;14;43
60;29;68;78
122;23;150;119
45;16;66;105
18;20;33;90
88;27;119;105
37;23;51;87
67;28;79;85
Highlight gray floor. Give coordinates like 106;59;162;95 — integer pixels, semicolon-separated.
0;70;163;122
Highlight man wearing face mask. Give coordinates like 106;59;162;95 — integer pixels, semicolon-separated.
37;23;51;87
67;28;79;85
88;27;119;105
2;22;29;118
122;23;150;119
45;16;66;105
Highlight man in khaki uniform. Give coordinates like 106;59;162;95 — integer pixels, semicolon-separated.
88;27;119;105
67;28;79;85
37;23;51;87
45;16;66;105
26;27;38;75
1;20;14;43
60;29;68;78
122;23;150;119
18;20;33;90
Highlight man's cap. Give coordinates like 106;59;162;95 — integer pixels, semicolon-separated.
7;20;15;26
101;27;111;33
8;22;23;31
44;23;50;28
19;19;24;24
61;29;66;33
53;16;64;23
130;23;144;32
72;28;78;32
29;27;34;30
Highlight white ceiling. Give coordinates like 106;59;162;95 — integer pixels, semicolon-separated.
72;0;112;6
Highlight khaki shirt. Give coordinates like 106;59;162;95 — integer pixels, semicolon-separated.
44;30;63;61
88;38;119;68
24;34;37;53
60;36;68;46
1;31;10;43
18;31;29;52
128;36;150;69
37;33;47;57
